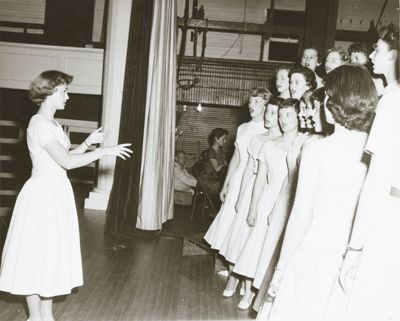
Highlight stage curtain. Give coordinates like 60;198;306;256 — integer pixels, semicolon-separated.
105;0;154;233
136;0;176;230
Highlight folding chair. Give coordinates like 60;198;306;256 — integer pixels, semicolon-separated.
190;164;218;220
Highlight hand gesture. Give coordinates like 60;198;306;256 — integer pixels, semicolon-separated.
86;127;106;145
102;143;133;160
338;249;362;293
246;210;257;227
219;186;228;202
235;198;242;212
175;127;183;141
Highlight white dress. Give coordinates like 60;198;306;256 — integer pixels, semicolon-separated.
0;115;83;297
219;133;276;263
343;82;400;321
233;140;288;279
253;134;321;289
268;130;368;321
204;120;267;250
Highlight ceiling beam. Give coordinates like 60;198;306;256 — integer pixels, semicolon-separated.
177;17;303;37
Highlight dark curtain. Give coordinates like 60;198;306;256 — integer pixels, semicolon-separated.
105;0;154;234
303;0;339;54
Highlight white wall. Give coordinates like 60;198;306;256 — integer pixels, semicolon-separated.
0;42;104;95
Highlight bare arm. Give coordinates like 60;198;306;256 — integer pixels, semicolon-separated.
235;156;256;211
222;147;240;189
209;158;225;173
247;157;268;226
68;141;91;155
44;140;132;170
219;147;240;201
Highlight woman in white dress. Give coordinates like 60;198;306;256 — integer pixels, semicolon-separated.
219;96;283;297
204;88;270;250
0;70;132;321
264;65;377;321
233;98;301;309
253;89;328;313
338;23;400;321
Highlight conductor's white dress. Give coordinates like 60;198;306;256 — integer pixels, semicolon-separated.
0;114;83;297
204;120;267;250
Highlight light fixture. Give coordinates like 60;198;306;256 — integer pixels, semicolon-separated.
196;103;202;112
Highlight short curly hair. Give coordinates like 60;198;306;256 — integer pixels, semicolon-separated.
325;47;347;63
379;23;399;51
324;64;377;132
288;66;317;92
29;70;73;106
348;42;370;57
268;96;285;107
207;128;229;146
249;87;273;106
279;98;300;114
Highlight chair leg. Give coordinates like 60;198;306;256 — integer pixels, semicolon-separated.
190;192;198;220
201;196;207;217
205;193;217;215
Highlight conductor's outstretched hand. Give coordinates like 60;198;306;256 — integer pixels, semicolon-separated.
101;143;133;160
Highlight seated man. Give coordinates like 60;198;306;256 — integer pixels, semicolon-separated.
174;150;197;195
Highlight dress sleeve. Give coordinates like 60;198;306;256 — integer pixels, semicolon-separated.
248;136;261;173
365;92;400;189
257;140;271;163
34;121;58;148
365;97;395;157
208;148;218;160
234;124;243;149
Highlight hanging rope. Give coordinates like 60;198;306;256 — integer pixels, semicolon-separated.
239;0;248;54
376;0;389;27
220;0;248;58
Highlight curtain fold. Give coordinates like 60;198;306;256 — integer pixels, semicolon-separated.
105;0;154;233
136;0;176;230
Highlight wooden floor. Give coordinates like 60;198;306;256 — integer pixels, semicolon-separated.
0;204;256;321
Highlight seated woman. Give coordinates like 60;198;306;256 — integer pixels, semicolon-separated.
174;150;197;195
199;128;229;195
